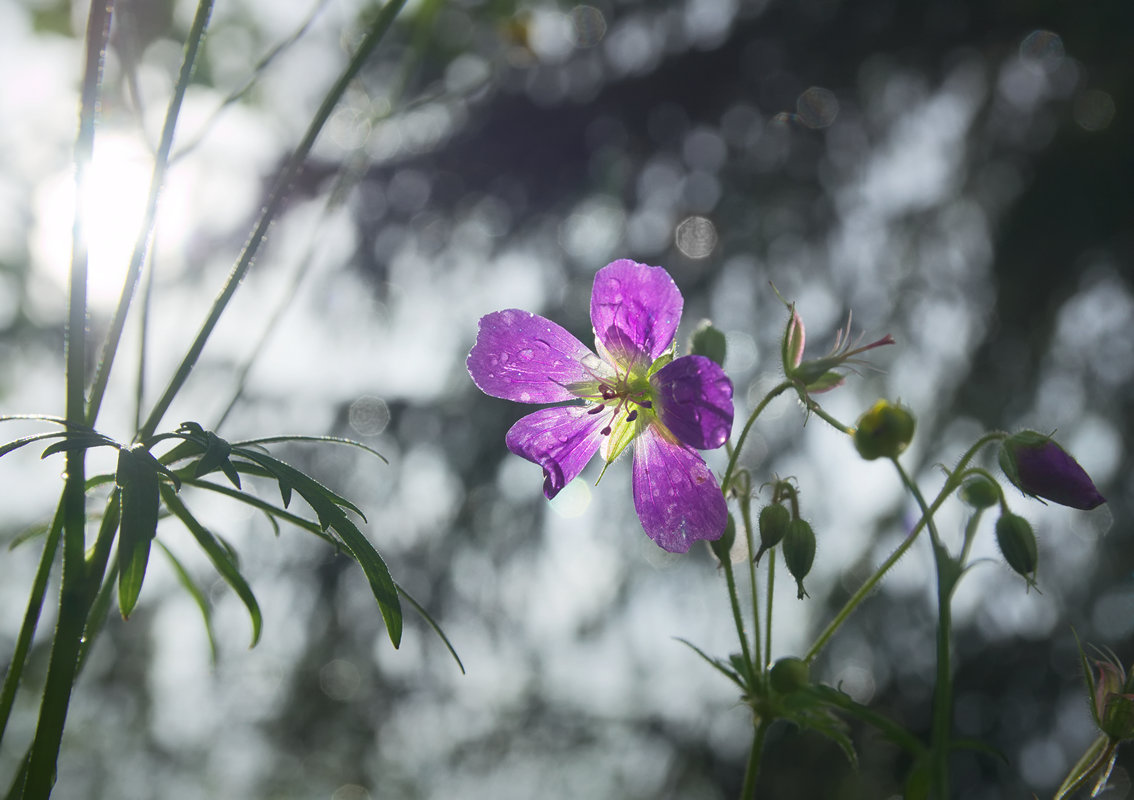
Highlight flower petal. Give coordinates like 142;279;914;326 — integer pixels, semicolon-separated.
590;260;683;366
468;310;608;403
652;355;733;450
632;430;727;553
505;406;606;499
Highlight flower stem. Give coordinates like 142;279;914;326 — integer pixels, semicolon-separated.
891;458;953;800
740;719;770;799
722;381;793;493
721;557;756;688
739;493;762;670
802;431;1006;662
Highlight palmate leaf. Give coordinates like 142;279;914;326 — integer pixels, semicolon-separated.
233;449;402;647
160;484;263;648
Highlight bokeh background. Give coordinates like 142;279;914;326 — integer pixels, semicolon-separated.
1;0;1131;797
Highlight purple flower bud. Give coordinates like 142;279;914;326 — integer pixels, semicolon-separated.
998;431;1105;510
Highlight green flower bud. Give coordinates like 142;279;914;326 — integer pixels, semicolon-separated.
783;518;816;599
960;476;999;509
1101;693;1134;741
754;503;791;564
995;513;1038;586
853;399;915;461
689;319;727;367
710;513;737;563
770;657;811;694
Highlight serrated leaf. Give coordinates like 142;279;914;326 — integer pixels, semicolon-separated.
156;540;218;665
160;485;262;647
237;451;400;647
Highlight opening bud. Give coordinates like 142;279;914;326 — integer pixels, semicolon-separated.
770;657;811;694
783;518;816;599
853;400;915;461
754;503;791;564
995;512;1038;587
998;431;1105;510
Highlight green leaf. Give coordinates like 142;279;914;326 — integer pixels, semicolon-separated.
398;584;464;674
116;446;161;618
39;430;117;459
236;450;400;647
160;485;263;647
156;540;218;665
675;638;747;691
0;431;69;459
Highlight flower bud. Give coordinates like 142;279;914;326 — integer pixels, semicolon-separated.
710;513;737;563
783;518;816;599
960;476;999;509
770;657;811;694
853;400;915;461
995;512;1038;586
689;320;727;367
998;431;1105;510
754;503;791;564
1101;692;1134;741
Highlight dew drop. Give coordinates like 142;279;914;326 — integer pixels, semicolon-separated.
519;391;532;402
519;348;535;361
499;353;509;363
581;353;604;371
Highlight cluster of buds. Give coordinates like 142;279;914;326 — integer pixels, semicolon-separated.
755;479;816;599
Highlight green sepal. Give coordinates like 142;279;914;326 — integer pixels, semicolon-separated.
688;320;727;366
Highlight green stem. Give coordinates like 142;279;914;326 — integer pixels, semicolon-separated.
86;0;215;427
803;431;1007;662
764;549;775;666
0;507;64;745
21;2;115;796
721;381;793;493
739;491;762;671
138;0;408;441
722;557;756;688
740;719;770;799
892;458;952;800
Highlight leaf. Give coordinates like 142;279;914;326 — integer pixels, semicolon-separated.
233;434;388;464
116;445;161;618
156;540;218;665
0;431;69;459
160;484;263;647
236;450;400;647
39;430;117;459
398;584;464;674
674;638;747;690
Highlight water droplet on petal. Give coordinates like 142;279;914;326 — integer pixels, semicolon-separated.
499;353;509;363
581;353;604;371
519;348;535;360
519;391;532;402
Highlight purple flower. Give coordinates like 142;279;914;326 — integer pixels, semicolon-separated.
998;431;1106;510
467;259;734;553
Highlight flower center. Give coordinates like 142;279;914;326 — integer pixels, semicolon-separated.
586;375;654;436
